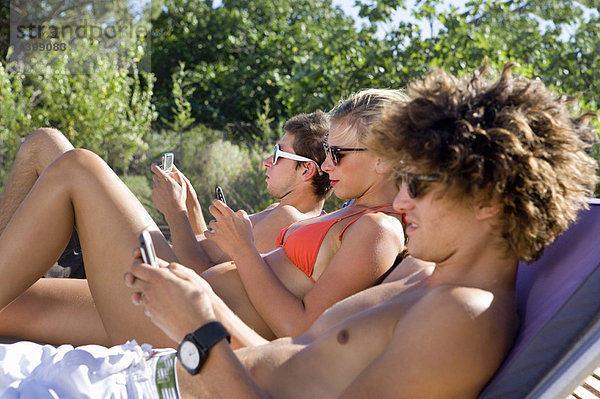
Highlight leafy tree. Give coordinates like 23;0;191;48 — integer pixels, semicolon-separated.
150;0;383;138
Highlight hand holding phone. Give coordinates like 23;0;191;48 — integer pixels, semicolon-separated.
139;230;159;268
215;186;226;204
161;153;174;173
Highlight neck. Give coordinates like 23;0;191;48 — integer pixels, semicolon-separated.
351;177;399;209
426;242;519;294
279;188;325;216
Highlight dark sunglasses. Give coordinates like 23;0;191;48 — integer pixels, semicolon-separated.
398;171;440;199
322;142;367;165
272;144;322;175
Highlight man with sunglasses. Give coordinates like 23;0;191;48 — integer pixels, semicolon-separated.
151;110;331;271
129;64;596;398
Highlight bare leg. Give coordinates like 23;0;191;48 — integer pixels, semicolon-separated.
202;263;276;340
0;279;109;346
0;128;73;234
0;149;178;347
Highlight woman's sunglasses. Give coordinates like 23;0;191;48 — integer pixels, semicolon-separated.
322;142;367;166
272;144;322;175
398;171;440;199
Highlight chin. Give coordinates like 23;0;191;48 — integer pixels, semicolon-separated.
265;184;275;196
332;188;352;201
406;242;427;261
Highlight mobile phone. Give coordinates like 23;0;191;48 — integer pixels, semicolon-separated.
215;186;226;204
161;152;174;173
139;230;159;268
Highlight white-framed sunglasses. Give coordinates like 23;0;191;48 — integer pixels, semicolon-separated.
272;144;323;175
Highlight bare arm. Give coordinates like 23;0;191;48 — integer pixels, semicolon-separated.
125;253;268;349
207;202;404;337
125;256;271;398
198;203;302;266
177;341;270;399
177;169;208;235
151;165;212;270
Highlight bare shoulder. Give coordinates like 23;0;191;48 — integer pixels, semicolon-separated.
343;211;404;243
418;285;497;322
250;204;306;252
256;204;304;226
339;284;515;398
404;285;514;380
345;285;513;398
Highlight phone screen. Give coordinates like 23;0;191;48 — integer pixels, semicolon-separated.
215;186;226;204
161;153;174;173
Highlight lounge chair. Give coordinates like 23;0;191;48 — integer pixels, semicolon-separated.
478;199;600;398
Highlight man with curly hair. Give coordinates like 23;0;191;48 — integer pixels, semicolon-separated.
127;63;597;398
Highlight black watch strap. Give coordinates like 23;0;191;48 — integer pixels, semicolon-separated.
192;321;231;349
178;321;231;375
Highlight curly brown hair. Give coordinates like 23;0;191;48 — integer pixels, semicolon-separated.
368;63;598;261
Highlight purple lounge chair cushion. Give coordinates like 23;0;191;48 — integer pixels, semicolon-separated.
478;199;600;398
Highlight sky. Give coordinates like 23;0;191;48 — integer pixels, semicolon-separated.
196;0;599;41
208;0;441;38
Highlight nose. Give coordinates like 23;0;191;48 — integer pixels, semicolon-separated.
392;183;415;213
263;155;274;168
321;153;335;173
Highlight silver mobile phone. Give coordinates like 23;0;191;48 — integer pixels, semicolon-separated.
161;152;174;173
139;230;158;268
215;186;226;204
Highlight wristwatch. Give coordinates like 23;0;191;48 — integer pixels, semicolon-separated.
177;321;231;375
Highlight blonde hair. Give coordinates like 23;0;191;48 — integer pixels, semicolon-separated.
328;89;409;146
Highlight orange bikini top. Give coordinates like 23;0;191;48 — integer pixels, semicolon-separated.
276;204;403;283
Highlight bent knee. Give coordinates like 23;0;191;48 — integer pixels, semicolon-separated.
44;149;109;182
24;128;71;151
20;128;74;171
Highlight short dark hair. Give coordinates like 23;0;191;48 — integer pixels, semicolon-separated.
368;63;598;261
284;110;332;199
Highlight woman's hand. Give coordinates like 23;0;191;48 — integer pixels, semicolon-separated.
151;164;188;220
124;248;217;343
204;200;255;259
177;168;202;214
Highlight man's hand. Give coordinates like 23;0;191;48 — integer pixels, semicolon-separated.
204;200;255;259
124;248;217;343
151;164;187;220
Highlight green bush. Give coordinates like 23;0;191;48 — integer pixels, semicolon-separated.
0;52;36;186
0;41;155;179
121;174;165;225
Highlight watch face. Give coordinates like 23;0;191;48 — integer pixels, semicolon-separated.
179;340;200;369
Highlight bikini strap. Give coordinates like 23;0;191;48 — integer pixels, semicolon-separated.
334;203;394;221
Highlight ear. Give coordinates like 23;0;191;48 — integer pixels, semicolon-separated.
475;202;501;221
374;158;390;174
301;162;318;181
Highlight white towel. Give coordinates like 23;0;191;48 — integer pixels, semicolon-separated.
0;340;179;398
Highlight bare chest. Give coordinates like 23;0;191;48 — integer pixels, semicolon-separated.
256;283;424;397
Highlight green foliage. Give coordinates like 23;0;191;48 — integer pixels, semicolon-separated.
0;51;36;184
27;52;155;173
151;0;382;136
121;174;164;224
2;0;599;204
0;44;155;175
